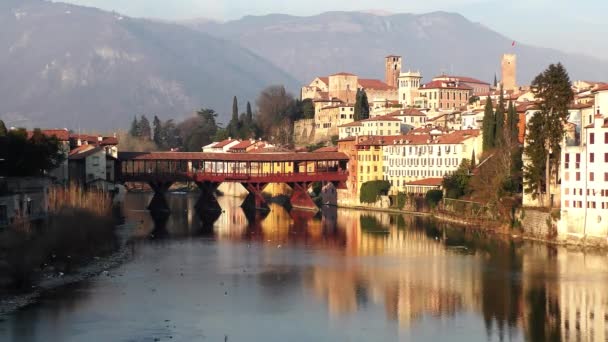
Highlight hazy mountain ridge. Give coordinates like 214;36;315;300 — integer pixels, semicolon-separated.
0;0;298;130
193;11;608;85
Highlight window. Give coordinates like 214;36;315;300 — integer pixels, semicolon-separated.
605;172;608;182
590;133;595;144
576;154;581;169
590;153;595;163
590;172;595;181
565;153;570;168
565;200;569;208
576;172;580;181
605;132;608;144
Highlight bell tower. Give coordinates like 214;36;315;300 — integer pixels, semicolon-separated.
385;55;402;88
501;54;517;90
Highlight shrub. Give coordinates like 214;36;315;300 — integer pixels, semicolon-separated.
395;192;407;209
360;180;391;204
425;190;443;208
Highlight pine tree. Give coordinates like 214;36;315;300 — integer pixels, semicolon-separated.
506;100;519;145
494;91;506;147
129;116;140;137
139;115;152;141
0;120;7;136
482;96;495;151
524;63;574;206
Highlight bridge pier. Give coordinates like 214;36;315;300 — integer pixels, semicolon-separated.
148;181;174;212
195;181;222;212
242;183;269;211
289;182;318;212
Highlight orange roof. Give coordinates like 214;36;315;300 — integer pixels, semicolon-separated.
313;146;338;153
358;79;395;91
68;144;94;156
330;72;356;77
318;77;329;84
28;129;69;141
338;121;363;128
361;115;402;122
118;151;349;162
593;84;608;92
405;178;443;186
434;75;490;85
387;108;426;117
421;80;472;91
212;139;239;148
229;140;257;150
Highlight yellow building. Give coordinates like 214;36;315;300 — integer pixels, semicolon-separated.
355;135;388;187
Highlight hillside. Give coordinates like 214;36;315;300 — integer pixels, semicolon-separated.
194;11;608;85
0;0;298;130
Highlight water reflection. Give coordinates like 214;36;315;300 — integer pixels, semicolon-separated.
1;193;608;341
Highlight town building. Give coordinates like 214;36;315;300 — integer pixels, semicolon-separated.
385;55;402;88
559;87;608;240
338;115;406;140
0;177;51;227
501;54;517;91
418;80;472;111
397;71;422;107
432;75;491;97
202;138;241;152
68;145;117;190
382;129;482;194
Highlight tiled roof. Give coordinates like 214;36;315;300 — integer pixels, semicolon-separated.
69;146;104;160
318;77;329;84
338;121;363;128
118;151;349;162
358;79;395;91
68;144;94;156
330;72;356;77
27;129;70;141
387;108;426;117
212;139;239;148
229;140;257;150
434;75;490;85
405;178;444;186
421;80;473;90
593;84;608;92
569;103;593;109
313;146;338;153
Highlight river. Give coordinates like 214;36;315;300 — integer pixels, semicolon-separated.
1;193;607;341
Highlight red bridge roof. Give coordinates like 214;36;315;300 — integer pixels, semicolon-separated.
118;151;349;162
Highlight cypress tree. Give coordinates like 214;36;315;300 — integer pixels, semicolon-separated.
246;101;253;123
229;96;239;137
482;96;495;151
139;115;152;141
506;100;519;145
0;120;7;136
493;74;498;88
129;116;140;137
495;91;506;147
360;90;370;120
153;115;164;148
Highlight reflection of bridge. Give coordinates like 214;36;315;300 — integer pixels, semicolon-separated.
117;151;349;211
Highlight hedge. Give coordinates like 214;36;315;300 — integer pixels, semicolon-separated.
360;180;391;204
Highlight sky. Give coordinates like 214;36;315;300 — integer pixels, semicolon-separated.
57;0;608;59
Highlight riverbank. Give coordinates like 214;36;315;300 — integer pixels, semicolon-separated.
0;222;133;315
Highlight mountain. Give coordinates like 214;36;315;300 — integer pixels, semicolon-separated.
0;0;298;130
193;11;608;85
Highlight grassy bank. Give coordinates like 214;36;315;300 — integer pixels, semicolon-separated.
0;185;118;290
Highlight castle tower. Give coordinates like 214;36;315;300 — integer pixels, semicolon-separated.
398;71;422;107
501;54;517;90
385;55;402;88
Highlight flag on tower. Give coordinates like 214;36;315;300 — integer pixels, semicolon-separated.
512;41;516;47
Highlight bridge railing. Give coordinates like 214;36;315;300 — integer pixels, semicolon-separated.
119;170;348;180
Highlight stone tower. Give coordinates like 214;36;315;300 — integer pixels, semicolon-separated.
398;71;422;107
501;54;517;90
385;55;402;88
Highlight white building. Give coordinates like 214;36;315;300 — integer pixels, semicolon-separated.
382;129;482;194
202;139;241;153
338;115;406;139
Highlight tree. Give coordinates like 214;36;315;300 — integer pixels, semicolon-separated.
228;96;240;137
178;109;220;151
506;100;519;146
301;99;315;119
493;74;498;88
354;89;370;121
524;63;574;206
255;85;296;142
153;115;164;147
139;115;152;141
442;159;472;199
129;116;140;137
0;129;65;177
482;96;495;151
0;120;7;136
495;91;506;147
246;101;253;123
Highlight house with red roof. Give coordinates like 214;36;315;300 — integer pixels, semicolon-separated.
432;74;491;96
